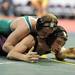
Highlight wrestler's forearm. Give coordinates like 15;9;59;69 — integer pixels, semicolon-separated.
7;51;29;62
7;50;39;62
6;45;30;62
61;48;75;58
6;46;39;62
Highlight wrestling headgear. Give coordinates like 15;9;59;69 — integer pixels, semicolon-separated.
45;26;68;47
36;14;58;31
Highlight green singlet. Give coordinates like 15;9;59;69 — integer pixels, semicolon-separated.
0;19;12;36
0;16;32;36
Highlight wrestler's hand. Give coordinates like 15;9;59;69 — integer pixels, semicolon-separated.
55;52;65;61
25;52;40;63
25;47;40;63
51;48;65;61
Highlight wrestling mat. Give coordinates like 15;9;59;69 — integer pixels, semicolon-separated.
0;19;75;75
0;53;75;75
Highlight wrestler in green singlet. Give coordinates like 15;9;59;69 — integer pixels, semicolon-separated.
0;16;32;36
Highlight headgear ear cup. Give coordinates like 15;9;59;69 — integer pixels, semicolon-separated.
36;18;45;30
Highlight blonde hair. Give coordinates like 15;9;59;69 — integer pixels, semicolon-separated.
41;13;58;24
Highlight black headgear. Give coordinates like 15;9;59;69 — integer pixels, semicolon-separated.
36;15;58;31
45;26;68;48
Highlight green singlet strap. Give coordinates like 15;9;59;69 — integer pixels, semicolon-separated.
24;16;32;31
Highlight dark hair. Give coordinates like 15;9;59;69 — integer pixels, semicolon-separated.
45;26;68;48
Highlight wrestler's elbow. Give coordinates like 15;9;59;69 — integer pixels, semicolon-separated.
6;51;16;59
2;42;13;52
